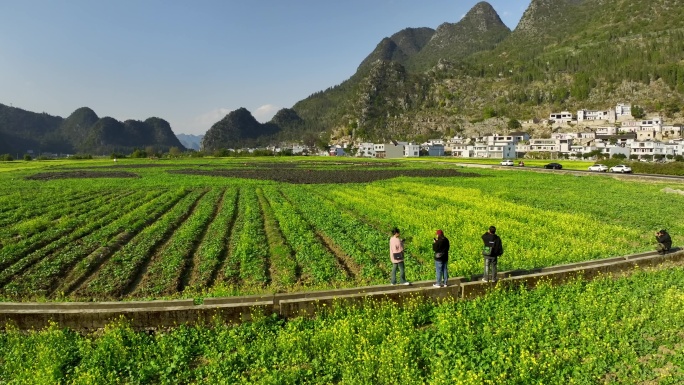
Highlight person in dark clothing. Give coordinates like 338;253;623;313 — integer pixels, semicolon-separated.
481;226;503;282
432;230;450;287
655;229;672;254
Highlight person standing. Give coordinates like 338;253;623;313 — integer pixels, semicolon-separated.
655;229;672;254
432;229;450;287
481;226;503;282
389;227;409;285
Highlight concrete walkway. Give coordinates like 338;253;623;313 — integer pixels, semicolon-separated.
1;249;681;331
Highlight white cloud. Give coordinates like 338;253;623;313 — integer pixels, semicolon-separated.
194;107;232;127
253;104;279;123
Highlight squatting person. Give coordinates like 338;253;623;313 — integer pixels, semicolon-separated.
432;229;450;287
481;226;504;282
389;227;410;285
655;229;672;254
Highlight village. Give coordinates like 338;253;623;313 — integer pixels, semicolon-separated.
315;103;684;161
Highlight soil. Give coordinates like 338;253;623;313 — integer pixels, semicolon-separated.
25;171;140;180
167;168;479;184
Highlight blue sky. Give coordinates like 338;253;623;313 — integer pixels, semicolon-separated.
0;1;530;135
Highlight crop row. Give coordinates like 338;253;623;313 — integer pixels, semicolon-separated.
263;187;346;285
132;189;223;297
0;190;123;263
78;190;204;298
230;187;269;287
187;188;238;289
255;188;297;289
0;189;93;228
0;189;160;298
280;186;388;282
0;190;135;287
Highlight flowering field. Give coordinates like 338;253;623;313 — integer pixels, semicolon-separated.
1;265;683;384
0;157;682;301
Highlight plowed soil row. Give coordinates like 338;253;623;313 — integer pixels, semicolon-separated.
169;168;478;184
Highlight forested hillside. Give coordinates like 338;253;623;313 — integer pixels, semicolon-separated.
0;104;185;155
289;0;684;142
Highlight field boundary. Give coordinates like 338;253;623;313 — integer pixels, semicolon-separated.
1;249;682;331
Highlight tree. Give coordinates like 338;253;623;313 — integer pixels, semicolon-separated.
507;118;522;130
168;147;182;157
145;146;157;158
23;154;32;161
612;153;627;160
631;105;645;119
131;149;147;158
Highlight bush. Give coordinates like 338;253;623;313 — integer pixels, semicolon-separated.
0;154;14;161
23;154;32;161
70;154;93;160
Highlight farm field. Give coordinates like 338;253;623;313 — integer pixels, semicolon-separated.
0;157;682;301
1;264;683;384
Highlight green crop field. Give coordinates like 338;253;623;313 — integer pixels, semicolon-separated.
0;157;682;301
1;264;683;384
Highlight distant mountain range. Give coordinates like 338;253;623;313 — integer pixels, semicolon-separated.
0;104;185;155
176;134;203;151
203;0;684;148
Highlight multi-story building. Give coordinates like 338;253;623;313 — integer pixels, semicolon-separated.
529;138;573;155
621;117;663;133
577;109;614;123
374;142;404;159
357;142;376;158
615;103;632;120
401;142;420;157
630;140;666;158
549;111;575;124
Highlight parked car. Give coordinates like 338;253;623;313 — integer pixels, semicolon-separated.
609;164;632;173
588;164;608;172
500;159;514;166
544;163;563;170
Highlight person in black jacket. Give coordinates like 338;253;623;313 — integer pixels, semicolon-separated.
656;229;672;254
481;226;503;282
432;230;450;287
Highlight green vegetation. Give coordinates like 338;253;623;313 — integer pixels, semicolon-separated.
0;158;682;302
1;265;683;383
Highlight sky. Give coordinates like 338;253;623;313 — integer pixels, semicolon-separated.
0;0;531;136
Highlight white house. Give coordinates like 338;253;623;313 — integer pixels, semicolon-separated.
401;142;420;157
621;117;663;133
451;144;473;158
578;109;613;123
357;142;376;158
664;141;684;157
529;138;573;154
630;140;666;158
549;111;575;124
596;126;618;136
487;143;516;159
615;103;632;120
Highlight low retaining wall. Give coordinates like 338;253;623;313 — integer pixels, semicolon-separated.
1;250;681;331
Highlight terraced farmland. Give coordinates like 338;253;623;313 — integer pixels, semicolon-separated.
0;158;682;301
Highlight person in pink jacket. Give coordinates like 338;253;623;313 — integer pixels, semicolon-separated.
389;227;410;285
